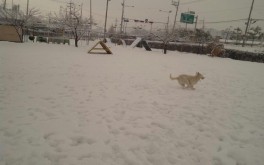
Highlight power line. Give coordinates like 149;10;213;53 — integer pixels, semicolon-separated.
181;0;207;5
199;18;264;24
198;7;250;14
203;18;247;24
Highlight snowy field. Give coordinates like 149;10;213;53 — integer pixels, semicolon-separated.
1;41;264;165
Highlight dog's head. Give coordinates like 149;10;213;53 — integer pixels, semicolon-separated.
196;72;205;79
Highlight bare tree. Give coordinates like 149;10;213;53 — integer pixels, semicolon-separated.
151;28;212;54
151;30;177;54
223;27;232;44
248;26;262;47
0;6;39;42
56;3;89;47
108;25;116;38
258;32;264;45
233;27;242;45
195;29;212;43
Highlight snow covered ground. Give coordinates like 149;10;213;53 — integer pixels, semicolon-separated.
1;41;264;165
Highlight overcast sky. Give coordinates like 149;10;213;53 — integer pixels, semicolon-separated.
6;0;264;32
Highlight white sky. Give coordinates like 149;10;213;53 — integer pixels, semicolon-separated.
6;0;264;31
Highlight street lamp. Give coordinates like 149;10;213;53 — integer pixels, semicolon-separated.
159;9;172;33
103;0;110;42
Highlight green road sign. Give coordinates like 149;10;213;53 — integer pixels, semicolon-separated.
180;13;195;24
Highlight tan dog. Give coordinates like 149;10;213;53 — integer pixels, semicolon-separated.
170;72;205;89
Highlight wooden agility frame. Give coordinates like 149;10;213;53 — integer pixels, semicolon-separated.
88;41;112;54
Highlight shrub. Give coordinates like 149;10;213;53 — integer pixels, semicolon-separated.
29;36;35;41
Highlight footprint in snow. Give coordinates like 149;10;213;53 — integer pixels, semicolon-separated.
70;136;96;146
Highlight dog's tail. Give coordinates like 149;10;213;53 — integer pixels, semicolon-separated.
170;74;178;80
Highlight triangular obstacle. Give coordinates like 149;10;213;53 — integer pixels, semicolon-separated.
120;39;126;46
130;38;151;51
130;37;142;48
141;40;151;51
88;41;112;54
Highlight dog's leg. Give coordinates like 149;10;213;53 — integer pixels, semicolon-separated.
187;84;195;90
177;80;186;88
186;80;195;90
186;80;191;89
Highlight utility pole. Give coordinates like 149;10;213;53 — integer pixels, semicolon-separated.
48;12;51;38
119;0;134;33
115;18;118;33
225;26;232;43
59;6;62;16
65;7;68;17
87;0;92;45
242;0;255;47
80;3;83;19
194;15;198;30
171;0;180;33
149;22;153;33
104;0;110;42
90;0;92;31
26;0;29;15
12;0;13;12
120;0;125;33
159;10;172;34
69;1;73;16
202;19;205;31
67;1;74;24
167;13;170;33
3;0;6;10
